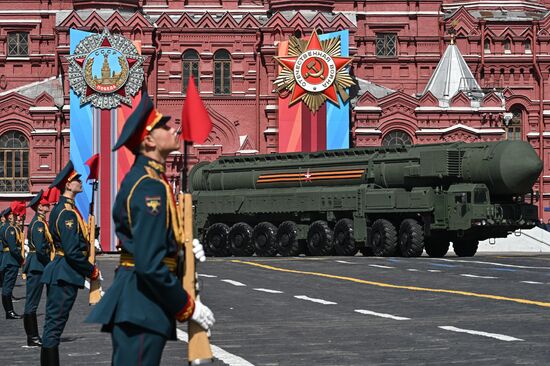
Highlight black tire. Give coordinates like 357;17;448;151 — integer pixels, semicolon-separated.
334;218;358;256
424;237;449;257
276;221;302;256
205;223;231;257
228;222;255;257
253;222;278;257
453;239;478;257
307;220;334;256
371;219;397;257
398;219;425;257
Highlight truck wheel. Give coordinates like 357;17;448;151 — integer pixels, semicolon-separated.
277;221;302;256
307;221;334;256
229;223;255;257
371;219;397;257
253;222;278;257
424;238;449;257
205;223;232;257
334;218;358;256
453;239;478;257
398;219;425;257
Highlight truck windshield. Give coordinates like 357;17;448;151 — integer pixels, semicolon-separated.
474;188;487;204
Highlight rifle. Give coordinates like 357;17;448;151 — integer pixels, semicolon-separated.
178;182;213;363
88;180;101;305
19;224;26;280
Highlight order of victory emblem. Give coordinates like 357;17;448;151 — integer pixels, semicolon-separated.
274;29;355;112
67;29;145;109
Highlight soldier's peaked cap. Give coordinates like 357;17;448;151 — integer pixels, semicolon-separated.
2;207;11;217
112;91;171;153
27;189;44;208
49;160;81;189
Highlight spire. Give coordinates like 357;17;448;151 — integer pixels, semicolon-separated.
422;43;483;107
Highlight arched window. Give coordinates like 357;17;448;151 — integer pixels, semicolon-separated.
484;39;491;54
182;49;200;94
503;39;511;54
507;106;523;141
0;131;29;192
524;39;531;54
382;130;413;146
214;49;231;95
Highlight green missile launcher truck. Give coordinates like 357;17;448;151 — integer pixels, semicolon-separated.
189;140;543;258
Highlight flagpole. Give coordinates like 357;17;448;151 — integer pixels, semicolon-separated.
181;140;189;193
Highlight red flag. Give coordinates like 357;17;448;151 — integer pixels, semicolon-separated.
85;153;100;181
181;76;212;144
45;187;61;204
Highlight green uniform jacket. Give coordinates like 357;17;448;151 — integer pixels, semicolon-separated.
23;213;51;274
2;224;23;268
41;196;94;287
87;155;189;339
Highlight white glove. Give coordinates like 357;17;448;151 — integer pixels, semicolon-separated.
191;300;215;331
192;239;206;263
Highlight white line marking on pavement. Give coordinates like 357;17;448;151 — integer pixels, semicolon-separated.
294;295;337;305
198;274;218;278
335;260;355;264
355;309;410;321
521;281;544;285
439;326;523;342
460;274;498;279
427;270;442;273
84;280;90;289
221;279;247;287
407;269;419;272
177;329;255;366
253;288;283;294
68;352;101;356
369;264;395;269
432;258;550;270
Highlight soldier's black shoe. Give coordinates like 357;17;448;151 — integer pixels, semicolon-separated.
41;346;59;366
2;295;21;319
24;313;42;346
6;310;22;319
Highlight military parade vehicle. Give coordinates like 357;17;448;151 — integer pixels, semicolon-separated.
189;140;543;258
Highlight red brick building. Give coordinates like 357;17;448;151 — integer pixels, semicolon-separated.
0;0;549;221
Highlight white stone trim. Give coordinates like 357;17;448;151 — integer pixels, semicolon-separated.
355;106;382;111
526;132;550;137
265;105;278;111
355;128;382;134
415;106;505;112
31;129;57;135
264;127;278;134
0;19;41;23
0;193;34;198
416;124;505;134
29;106;58;112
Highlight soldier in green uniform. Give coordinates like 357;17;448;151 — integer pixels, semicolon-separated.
40;162;101;366
87;92;214;365
1;202;25;319
23;189;53;347
0;209;6;288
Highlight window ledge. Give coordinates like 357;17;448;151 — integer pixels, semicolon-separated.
7;56;30;60
0;193;33;198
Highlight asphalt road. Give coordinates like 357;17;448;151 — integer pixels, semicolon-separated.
2;253;550;365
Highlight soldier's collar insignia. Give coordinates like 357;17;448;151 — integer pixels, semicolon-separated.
147;160;165;173
145;196;162;216
65;219;75;229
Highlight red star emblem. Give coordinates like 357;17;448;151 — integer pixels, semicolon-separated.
275;30;353;107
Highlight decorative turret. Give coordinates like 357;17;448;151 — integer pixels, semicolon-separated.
73;0;139;10
422;42;484;107
268;0;334;12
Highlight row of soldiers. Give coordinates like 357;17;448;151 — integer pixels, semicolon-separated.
0;196;53;347
1;91;215;366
